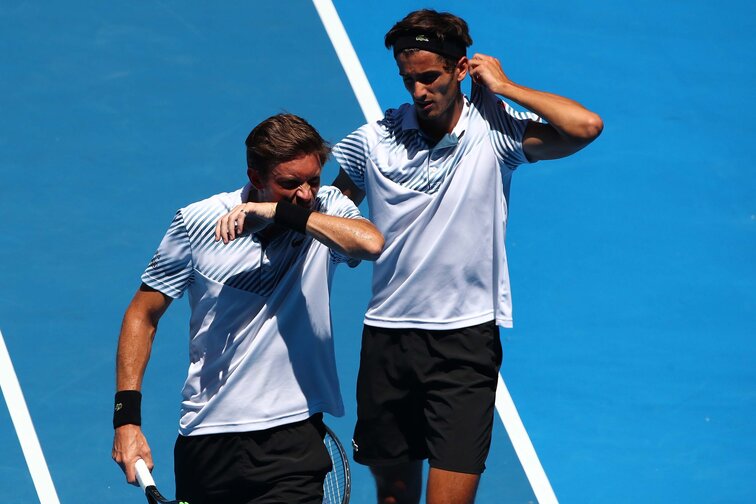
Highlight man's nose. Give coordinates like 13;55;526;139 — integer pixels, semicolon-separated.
412;82;427;100
295;182;313;201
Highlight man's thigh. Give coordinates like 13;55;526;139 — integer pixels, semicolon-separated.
353;321;502;474
353;325;429;466
174;415;332;504
421;320;502;474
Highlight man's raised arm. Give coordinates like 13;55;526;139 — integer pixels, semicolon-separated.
468;52;603;161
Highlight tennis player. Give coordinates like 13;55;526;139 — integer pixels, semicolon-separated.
332;9;603;504
112;113;383;504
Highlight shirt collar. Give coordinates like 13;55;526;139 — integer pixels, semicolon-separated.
403;94;470;147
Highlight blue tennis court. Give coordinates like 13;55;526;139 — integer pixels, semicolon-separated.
1;1;754;502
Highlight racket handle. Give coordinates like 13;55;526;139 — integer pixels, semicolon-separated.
135;458;155;491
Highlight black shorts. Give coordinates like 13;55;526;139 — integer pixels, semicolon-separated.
174;414;332;504
353;321;502;474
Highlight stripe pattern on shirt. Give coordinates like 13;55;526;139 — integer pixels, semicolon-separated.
333;85;541;195
141;186;361;299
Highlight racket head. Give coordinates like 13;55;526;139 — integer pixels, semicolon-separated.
322;425;351;504
145;485;188;504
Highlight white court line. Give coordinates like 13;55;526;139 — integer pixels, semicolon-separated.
496;375;558;504
312;0;383;123
312;2;559;502
0;329;61;504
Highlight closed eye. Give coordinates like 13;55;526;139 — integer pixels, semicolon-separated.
278;180;301;190
401;72;441;86
277;177;320;190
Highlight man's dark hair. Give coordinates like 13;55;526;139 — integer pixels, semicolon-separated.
245;114;330;179
384;9;473;71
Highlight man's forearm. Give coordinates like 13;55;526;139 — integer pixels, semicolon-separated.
493;80;603;142
215;200;384;258
306;213;384;261
116;311;157;391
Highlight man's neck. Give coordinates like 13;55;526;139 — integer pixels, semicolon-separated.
418;93;464;143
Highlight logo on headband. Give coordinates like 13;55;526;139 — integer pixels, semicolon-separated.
415;34;429;42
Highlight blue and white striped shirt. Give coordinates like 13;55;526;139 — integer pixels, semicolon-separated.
333;84;538;196
332;84;540;330
141;185;361;435
143;185;360;299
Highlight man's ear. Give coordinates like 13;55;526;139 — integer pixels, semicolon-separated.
456;56;469;82
248;168;264;190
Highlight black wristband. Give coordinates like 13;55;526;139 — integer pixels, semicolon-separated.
113;390;142;428
274;200;312;234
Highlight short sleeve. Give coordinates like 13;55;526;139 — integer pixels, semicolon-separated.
315;186;365;267
471;83;542;170
332;125;372;191
141;211;194;298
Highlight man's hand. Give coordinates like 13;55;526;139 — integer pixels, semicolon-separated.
468;53;512;94
215;202;277;243
112;424;153;486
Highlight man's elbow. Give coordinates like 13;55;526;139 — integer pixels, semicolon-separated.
362;235;385;261
352;231;384;261
577;112;603;143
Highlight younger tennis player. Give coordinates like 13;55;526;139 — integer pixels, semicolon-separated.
332;9;603;504
112;113;383;504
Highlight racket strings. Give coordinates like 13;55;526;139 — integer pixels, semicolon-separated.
323;432;349;504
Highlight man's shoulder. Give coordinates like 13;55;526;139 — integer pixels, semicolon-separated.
340;103;414;143
179;186;245;221
316;185;341;198
315;185;355;210
315;186;362;220
379;103;413;130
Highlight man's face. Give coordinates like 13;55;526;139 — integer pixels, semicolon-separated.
252;153;321;208
396;50;466;126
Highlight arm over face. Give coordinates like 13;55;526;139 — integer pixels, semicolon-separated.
305;210;383;261
215;196;384;261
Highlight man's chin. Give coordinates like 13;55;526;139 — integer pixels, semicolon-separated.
415;104;434;118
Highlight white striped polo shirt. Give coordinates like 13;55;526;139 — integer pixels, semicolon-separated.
141;185;361;435
333;83;540;330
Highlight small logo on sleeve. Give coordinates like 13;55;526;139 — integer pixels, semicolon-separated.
148;253;161;269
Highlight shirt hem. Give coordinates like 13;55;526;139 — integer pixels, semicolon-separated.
178;403;344;436
364;312;511;331
496;317;513;329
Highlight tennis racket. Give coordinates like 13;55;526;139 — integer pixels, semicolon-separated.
134;459;188;504
323;425;351;504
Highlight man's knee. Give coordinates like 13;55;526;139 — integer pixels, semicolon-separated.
426;467;480;504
